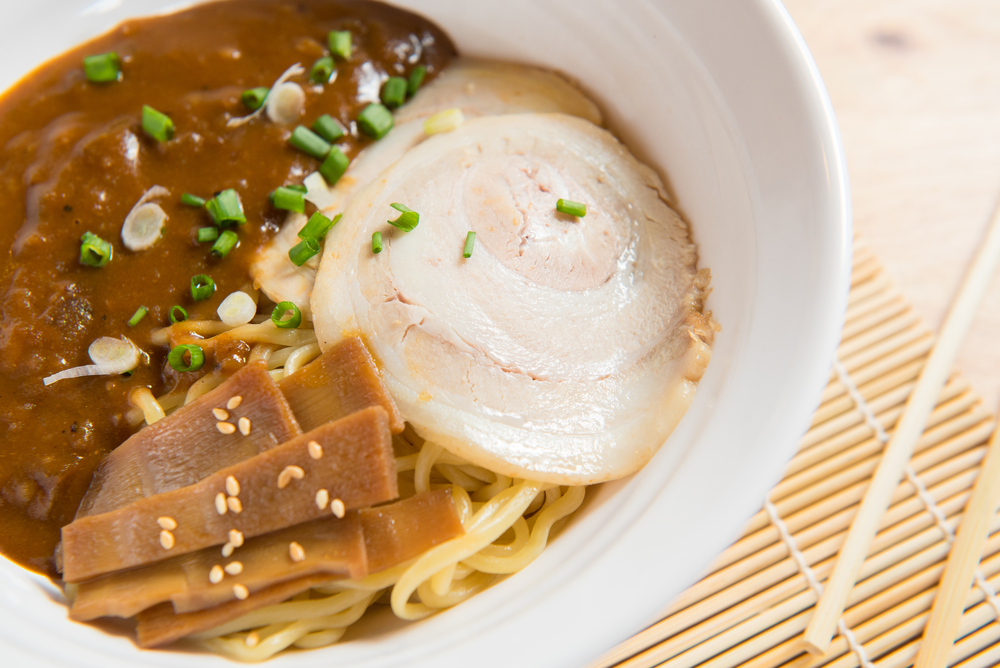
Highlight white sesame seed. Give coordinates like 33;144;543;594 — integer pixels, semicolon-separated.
227;496;243;513
238;417;251;436
233;584;249;600
224;561;244;575
209;565;224;584
215;492;228;515
277;464;304;489
222;542;235;558
225;475;240;497
315;488;329;510
160;530;175;550
217;421;237;435
227;395;243;410
308;440;323;460
229;529;244;547
245;631;260;648
331;498;346;519
156;516;177;531
289;541;305;562
212;407;229;421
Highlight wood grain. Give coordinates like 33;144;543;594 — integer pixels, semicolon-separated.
783;0;1000;409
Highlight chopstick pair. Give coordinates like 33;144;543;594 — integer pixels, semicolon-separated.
803;198;1000;665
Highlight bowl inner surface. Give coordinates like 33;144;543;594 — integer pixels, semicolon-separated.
0;1;850;666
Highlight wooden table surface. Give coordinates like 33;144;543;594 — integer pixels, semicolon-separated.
783;0;1000;410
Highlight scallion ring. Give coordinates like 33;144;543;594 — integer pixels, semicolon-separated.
79;231;112;267
127;306;148;327
83;52;121;84
168;344;205;372
211;230;239;258
372;230;383;254
181;193;206;207
288;237;320;266
310;56;334;84
328;30;352;60
271;301;302;329
168;305;188;324
407;65;426;96
357;103;394;139
556;199;587;217
241;87;270;111
141;105;175;142
190;274;216;301
312;114;345;143
381;76;407;108
387;203;419;232
197;226;219;243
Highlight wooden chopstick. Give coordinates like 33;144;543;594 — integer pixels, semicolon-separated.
803;197;1000;655
913;418;1000;668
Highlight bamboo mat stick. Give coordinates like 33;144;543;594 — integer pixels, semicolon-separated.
681;434;990;620
914;419;1000;668
803;199;1000;655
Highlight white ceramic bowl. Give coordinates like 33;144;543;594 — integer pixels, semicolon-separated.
0;1;851;666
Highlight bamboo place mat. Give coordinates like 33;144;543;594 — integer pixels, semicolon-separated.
591;239;1000;668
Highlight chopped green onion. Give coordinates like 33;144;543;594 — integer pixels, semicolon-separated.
407;65;426;96
168;344;205;372
211;230;239;258
206;189;246;226
328;30;352;60
141;105;175;142
387;203;419;232
319;146;350;185
271;301;302;329
381;76;407;108
79;231;112;267
310;56;334;84
271;186;306;213
286;184;308;193
83;52;121;83
424;108;464;135
181;193;206;207
312;114;345;143
190;274;216;301
463;231;476;258
556;199;587;217
298;212;338;240
357;103;394;139
127;306;148;327
289;126;331;161
197;226;219;243
169;305;188;324
288;237;321;266
241;87;270;111
372;231;383;254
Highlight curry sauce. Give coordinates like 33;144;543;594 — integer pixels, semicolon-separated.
0;0;454;576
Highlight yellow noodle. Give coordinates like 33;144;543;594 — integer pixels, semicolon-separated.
414;441;445;494
476;516;531;558
127;387;166;426
436;463;485;492
248;343;279;364
473;472;512;502
283;342;321;376
183;370;226;405
390;479;546;620
216;322;316;347
417;570;496;608
191;590;375;639
464;485;585;573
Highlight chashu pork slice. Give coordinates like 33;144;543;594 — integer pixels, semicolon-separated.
250;58;602;317
310;113;715;485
